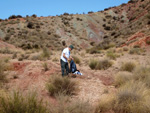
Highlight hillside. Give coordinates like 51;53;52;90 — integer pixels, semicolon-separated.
0;0;150;113
0;0;150;50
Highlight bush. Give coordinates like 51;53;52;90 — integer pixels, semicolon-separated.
43;62;49;71
67;100;94;113
41;48;51;60
146;40;150;45
30;54;42;61
0;60;7;83
46;74;78;96
89;59;98;70
72;56;81;64
123;47;129;51
50;95;94;113
106;51;117;60
89;59;112;70
129;48;144;55
114;81;150;113
114;72;133;87
96;59;112;70
95;95;115;113
133;66;150;83
120;62;136;72
0;91;48;113
27;22;34;29
86;47;101;54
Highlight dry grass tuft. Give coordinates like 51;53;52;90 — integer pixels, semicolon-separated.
114;81;150;113
89;59;112;70
114;71;133;87
95;95;115;113
46;74;78;96
120;62;136;72
0;91;48;113
72;55;81;64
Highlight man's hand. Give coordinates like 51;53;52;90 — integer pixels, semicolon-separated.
70;56;74;60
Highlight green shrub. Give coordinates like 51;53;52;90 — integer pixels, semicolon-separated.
120;62;136;72
0;91;48;113
46;74;78;96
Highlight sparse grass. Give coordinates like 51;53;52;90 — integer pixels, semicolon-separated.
129;48;144;55
86;47;101;54
89;59;112;70
46;74;78;96
43;62;49;71
80;51;85;57
120;62;136;72
106;50;117;60
41;48;51;60
89;59;98;70
146;40;150;45
123;47;129;51
132;66;150;88
31;54;42;61
50;94;94;113
0;91;48;113
113;81;150;113
96;59;113;70
12;52;17;59
72;55;81;64
0;58;14;86
114;71;133;87
66;100;94;113
0;47;14;54
95;95;115;113
52;57;59;62
0;61;6;83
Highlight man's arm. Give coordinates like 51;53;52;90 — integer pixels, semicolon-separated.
63;53;68;61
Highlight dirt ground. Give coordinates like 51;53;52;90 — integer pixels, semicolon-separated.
2;46;149;106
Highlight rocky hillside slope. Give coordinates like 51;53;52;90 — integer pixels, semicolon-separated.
0;0;150;50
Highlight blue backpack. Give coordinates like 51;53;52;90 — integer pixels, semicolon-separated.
70;60;77;73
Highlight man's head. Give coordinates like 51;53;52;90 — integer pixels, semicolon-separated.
69;45;74;51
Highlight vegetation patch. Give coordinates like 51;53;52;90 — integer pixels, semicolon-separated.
0;91;48;113
72;55;81;64
89;59;112;70
120;62;136;72
46;74;78;96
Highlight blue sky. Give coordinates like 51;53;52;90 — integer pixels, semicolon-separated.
0;0;129;19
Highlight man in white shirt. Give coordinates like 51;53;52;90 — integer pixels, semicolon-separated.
60;45;74;76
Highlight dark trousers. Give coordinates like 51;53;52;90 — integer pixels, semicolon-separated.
60;59;69;77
